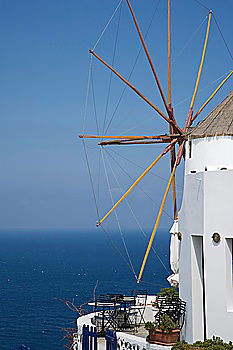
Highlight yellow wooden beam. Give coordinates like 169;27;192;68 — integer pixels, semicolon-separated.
137;161;177;283
168;0;172;106
96;140;177;226
192;70;233;123
137;141;184;283
189;10;212;110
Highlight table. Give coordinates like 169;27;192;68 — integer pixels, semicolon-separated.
117;296;136;329
88;301;120;334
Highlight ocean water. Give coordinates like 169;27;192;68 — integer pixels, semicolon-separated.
0;230;171;349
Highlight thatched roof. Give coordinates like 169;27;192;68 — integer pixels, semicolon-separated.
188;90;233;139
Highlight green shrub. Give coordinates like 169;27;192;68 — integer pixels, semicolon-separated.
172;336;233;349
157;287;179;300
145;315;179;334
144;321;155;330
152;287;179;307
156;314;179;333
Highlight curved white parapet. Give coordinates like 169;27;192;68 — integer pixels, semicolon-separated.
117;332;172;350
185;136;233;175
73;297;160;350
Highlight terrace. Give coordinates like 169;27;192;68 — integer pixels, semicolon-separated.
73;290;184;350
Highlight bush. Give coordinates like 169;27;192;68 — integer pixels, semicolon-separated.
145;314;179;333
144;321;155;330
156;314;179;333
172;336;233;349
152;287;179;307
157;287;179;300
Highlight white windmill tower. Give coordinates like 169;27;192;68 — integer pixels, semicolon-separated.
179;91;233;343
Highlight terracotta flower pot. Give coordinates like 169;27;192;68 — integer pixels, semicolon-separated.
146;328;180;346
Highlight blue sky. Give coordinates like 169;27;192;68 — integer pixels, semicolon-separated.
0;0;232;231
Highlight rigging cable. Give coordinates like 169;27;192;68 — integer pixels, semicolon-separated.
104;0;161;135
108;147;183;190
139;279;166;288
89;49;139;275
82;141;100;220
91;66;100;136
82;55;93;134
81;55;101;219
82;139;101;222
82;58;139;276
101;148;138;279
90;64;102;208
105;148;174;220
192;0;210;12
100;224;138;275
116;117;156;137
92;0;124;51
192;0;233;61
102;2;123;137
172;15;208;63
174;70;232;108
213;15;233;62
104;148;170;275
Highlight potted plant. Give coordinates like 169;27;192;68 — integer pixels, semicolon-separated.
145;314;180;346
151;287;179;317
155;287;178;302
152;287;179;307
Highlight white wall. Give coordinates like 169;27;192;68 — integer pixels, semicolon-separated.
204;170;233;340
185;136;233;175
179;172;204;342
179;137;233;343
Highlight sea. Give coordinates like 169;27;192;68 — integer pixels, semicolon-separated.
0;229;171;350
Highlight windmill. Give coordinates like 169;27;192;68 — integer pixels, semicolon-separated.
80;0;233;342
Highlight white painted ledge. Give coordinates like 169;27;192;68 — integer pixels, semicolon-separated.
117;332;172;350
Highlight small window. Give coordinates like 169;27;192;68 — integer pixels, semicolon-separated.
189;141;192;158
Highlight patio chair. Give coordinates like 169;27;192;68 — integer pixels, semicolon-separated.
154;296;186;329
130;290;148;327
92;298;120;334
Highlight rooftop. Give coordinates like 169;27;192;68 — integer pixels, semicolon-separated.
188;90;233;139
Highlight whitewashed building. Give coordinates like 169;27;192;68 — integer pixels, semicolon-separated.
179;91;233;343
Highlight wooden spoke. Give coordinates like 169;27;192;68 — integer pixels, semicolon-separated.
98;134;182;145
126;0;169;112
90;50;183;134
99;140;171;145
176;139;186;166
192;70;233;123
126;0;178;127
80;134;144;140
79;134;181;140
137;141;184;283
96;140;177;227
